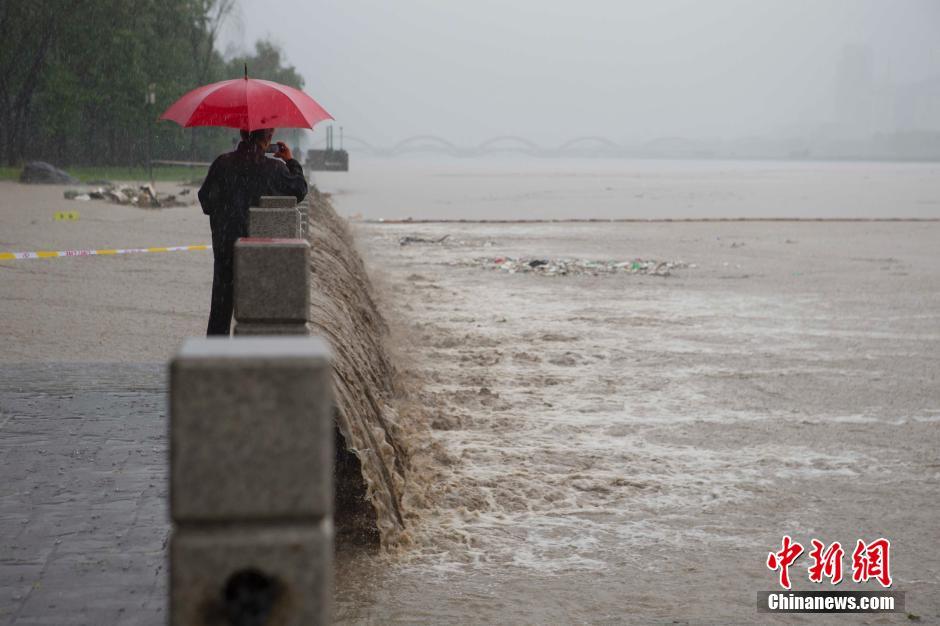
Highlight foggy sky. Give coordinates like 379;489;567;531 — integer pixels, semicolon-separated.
220;0;940;147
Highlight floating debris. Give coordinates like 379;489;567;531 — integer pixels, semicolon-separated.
63;184;189;208
457;256;692;277
399;234;450;246
397;234;497;248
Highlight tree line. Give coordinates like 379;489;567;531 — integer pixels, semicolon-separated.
0;0;304;167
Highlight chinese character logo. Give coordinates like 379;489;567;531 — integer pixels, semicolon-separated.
852;538;892;588
767;536;892;588
808;539;844;584
767;535;804;589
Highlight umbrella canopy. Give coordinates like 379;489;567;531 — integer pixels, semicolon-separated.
160;74;333;131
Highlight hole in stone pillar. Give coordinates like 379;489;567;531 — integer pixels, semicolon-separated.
334;423;381;547
222;568;283;626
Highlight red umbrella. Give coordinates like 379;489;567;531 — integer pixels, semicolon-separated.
160;69;333;131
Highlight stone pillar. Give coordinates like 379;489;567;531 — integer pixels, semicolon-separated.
259;196;297;209
297;199;309;239
169;336;334;626
258;195;305;239
249;206;301;238
233;238;310;336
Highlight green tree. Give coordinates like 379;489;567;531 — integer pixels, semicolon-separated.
0;0;77;165
0;0;307;168
226;40;304;89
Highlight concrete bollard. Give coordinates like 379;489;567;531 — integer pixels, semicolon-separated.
298;199;309;239
169;336;334;626
233;238;310;336
259;195;305;239
258;196;297;209
249;206;301;238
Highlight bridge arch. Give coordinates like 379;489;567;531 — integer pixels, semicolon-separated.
338;135;378;154
323;134;714;158
389;135;462;156
475;135;544;155
555;136;622;152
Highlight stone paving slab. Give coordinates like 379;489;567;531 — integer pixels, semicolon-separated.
0;364;167;626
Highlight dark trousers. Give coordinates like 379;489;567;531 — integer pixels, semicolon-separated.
206;247;235;335
206;217;244;336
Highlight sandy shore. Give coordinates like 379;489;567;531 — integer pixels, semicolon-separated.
2;180;938;622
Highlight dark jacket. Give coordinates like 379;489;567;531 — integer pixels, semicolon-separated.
198;141;308;245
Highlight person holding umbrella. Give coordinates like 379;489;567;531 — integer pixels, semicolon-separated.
197;128;307;335
160;69;333;335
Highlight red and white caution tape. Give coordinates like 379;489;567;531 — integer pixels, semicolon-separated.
0;244;211;261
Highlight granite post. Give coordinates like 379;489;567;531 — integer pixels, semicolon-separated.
233;237;310;336
169;336;334;626
258;195;306;239
249;206;301;238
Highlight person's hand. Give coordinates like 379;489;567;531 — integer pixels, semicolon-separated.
273;141;293;161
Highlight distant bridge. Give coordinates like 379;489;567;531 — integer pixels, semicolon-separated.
313;134;711;158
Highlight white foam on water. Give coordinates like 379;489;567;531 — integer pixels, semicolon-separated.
329;171;940;622
396;401;901;572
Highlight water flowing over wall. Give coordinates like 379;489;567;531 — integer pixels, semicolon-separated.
304;192;407;546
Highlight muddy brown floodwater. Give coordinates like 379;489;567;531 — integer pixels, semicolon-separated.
1;181;937;624
335;219;940;624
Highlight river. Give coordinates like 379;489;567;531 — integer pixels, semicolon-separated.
315;157;940;221
320;160;940;623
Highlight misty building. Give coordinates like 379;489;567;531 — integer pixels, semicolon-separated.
834;42;940;136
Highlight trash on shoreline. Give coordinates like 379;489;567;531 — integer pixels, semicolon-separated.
456;256;692;277
63;184;188;208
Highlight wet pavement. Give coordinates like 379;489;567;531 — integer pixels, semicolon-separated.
0;364;167;626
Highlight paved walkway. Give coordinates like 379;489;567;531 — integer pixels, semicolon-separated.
0;364;167;626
